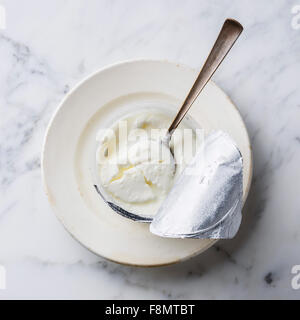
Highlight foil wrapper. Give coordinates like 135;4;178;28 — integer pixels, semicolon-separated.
150;131;243;239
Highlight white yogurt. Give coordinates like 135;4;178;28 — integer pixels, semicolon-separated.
96;111;199;217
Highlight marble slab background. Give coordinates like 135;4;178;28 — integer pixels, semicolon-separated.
0;0;300;299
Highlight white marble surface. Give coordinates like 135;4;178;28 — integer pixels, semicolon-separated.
0;0;300;299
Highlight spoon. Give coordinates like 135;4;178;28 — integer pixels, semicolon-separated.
95;19;243;222
165;18;243;144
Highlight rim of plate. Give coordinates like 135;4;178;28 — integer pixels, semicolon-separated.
41;59;253;267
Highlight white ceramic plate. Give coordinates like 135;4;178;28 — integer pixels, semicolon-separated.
42;60;252;267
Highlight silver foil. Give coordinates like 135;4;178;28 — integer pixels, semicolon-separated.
150;131;243;239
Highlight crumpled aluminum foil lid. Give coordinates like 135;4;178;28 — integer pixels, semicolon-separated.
150;131;243;239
